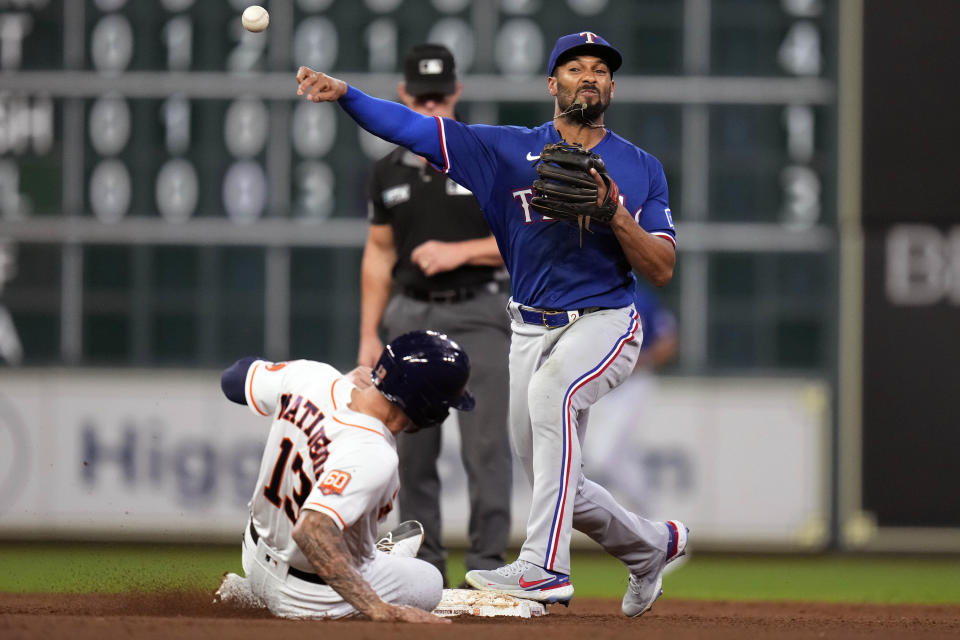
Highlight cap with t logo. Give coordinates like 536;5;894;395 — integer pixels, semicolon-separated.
547;32;622;76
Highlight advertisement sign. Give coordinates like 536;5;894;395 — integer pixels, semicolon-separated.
0;370;266;540
856;1;960;534
860;227;960;528
0;371;828;548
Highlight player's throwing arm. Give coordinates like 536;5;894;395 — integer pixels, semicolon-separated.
296;67;347;103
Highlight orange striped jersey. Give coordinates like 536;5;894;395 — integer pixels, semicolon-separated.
242;359;399;573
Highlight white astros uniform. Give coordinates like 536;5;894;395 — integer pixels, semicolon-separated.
238;359;443;619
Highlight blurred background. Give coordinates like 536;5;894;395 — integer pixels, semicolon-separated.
0;0;956;556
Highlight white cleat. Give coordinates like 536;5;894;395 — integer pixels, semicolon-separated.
376;520;425;558
622;520;689;618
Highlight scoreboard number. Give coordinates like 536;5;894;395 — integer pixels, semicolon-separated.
778;1;824;231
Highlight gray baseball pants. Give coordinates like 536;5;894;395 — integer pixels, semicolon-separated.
382;289;512;584
506;300;668;577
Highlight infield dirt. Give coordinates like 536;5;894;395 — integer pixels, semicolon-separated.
2;592;960;639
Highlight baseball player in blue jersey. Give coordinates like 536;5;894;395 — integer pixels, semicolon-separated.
296;32;687;616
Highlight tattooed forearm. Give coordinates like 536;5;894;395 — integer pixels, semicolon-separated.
291;510;387;618
291;509;448;624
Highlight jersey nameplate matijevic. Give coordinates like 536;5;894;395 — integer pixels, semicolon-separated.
277;393;330;481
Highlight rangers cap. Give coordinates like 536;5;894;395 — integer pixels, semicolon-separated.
403;43;457;97
547;32;623;76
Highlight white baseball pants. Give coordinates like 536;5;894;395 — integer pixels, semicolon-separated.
241;525;443;619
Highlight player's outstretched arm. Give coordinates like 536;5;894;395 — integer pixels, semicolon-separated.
296;66;348;103
295;67;446;169
291;510;449;624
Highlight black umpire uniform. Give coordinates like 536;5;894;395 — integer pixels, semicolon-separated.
365;46;512;587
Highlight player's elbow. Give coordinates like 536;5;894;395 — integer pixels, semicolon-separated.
647;244;676;287
640;260;673;288
649;265;673;288
292;511;342;573
292;510;331;546
291;519;309;549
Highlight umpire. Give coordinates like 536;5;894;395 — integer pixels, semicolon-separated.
357;43;512;588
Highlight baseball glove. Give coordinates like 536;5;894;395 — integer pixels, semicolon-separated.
530;142;620;236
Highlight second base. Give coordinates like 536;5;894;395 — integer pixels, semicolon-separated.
432;589;548;618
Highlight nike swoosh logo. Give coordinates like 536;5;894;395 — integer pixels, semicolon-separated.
518;576;552;588
526;152;540;161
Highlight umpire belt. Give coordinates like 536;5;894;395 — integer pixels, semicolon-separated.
402;281;498;304
248;520;327;586
518;305;603;328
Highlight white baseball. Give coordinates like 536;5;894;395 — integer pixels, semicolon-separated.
241;5;269;33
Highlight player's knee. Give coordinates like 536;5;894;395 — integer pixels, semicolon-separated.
528;364;562;407
528;375;571;425
407;559;444;611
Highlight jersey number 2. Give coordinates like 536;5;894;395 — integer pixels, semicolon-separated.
263;438;313;523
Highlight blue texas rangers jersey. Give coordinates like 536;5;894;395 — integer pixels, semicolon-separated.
339;87;676;310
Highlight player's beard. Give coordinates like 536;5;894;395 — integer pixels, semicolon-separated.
557;82;610;125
